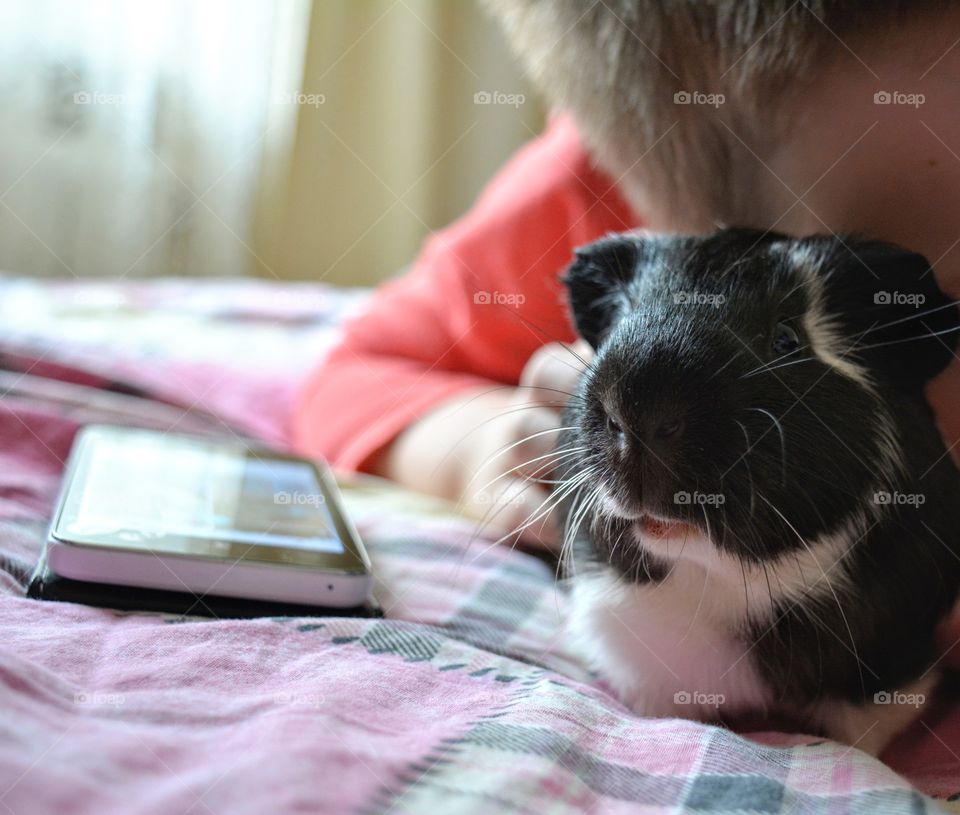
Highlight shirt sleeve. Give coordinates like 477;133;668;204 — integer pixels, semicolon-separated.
291;115;639;471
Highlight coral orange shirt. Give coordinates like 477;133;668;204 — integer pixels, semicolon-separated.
292;116;639;471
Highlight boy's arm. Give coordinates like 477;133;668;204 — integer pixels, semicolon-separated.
370;341;590;546
292;116;637;537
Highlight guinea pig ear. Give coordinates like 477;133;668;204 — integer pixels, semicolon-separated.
824;240;959;389
561;236;641;349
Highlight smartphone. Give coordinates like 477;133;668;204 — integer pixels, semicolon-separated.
42;425;374;610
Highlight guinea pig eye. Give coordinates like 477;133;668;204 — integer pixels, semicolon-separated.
771;322;800;357
606;414;624;437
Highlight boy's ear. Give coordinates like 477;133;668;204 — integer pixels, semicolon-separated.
561;236;641;349
821;239;959;390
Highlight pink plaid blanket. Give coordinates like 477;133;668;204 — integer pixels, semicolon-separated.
0;275;957;814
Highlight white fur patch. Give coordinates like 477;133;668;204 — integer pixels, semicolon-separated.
567;519;857;722
788;244;904;484
790;244;873;389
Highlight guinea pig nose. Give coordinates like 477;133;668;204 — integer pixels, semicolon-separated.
654;417;684;439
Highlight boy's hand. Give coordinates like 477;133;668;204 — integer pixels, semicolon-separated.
467;339;591;548
374;341;592;548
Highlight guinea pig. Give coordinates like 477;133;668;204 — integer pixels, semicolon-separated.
555;228;960;755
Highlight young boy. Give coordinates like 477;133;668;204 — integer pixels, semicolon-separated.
294;0;960;548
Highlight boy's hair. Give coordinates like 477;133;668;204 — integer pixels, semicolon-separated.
485;1;934;229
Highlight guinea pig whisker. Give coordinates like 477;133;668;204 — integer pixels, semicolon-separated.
468;445;586;498
745;355;819;377
454;384;587;418
512;383;588;404
699;501;714;547
740;553;751;623
733;420;757;516
490;425;579;460
778;279;809;305
558;481;596;579
532;462;599;524
467;450;592;541
750;545;781;634
853;321;960;352
465;474;551;551
567;483;602;556
436;400;583;478
575;484;606;556
467;464;598;566
500;307;592;369
462;424;579;496
748;408;787;485
741;346;803;377
458;465;580;579
607;521;630;566
718;520;767;570
706;504;752;614
514;459;599;487
558;478;596;579
724;412;780;481
757;493;869;698
676;545;711;644
737;516;783;617
855;297;960;336
707;347;748;381
490;454;593;500
740;346;809;379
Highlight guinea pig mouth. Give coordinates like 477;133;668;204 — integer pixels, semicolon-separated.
601;492;701;540
635;513;697;541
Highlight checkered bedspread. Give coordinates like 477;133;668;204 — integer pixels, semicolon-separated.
0;275;956;814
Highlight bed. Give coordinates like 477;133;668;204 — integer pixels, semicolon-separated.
0;274;956;814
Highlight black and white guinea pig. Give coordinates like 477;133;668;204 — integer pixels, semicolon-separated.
557;228;960;755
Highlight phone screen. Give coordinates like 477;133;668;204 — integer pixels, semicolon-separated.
53;427;366;571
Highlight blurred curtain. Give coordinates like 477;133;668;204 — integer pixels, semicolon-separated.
0;0;542;283
255;0;545;286
0;0;309;278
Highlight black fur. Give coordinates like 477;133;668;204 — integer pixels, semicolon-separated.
558;228;960;707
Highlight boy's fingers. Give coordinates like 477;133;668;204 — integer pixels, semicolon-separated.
519;341;593;405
